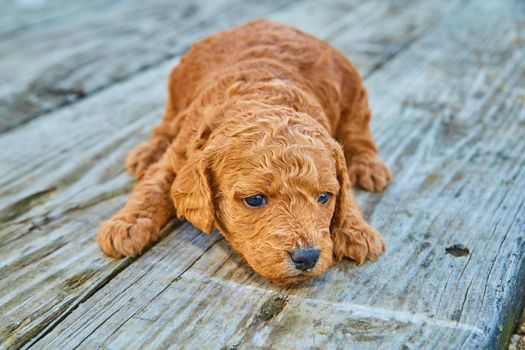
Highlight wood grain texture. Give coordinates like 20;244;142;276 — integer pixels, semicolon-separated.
0;0;298;133
1;0;524;349
0;58;177;350
0;0;461;134
269;0;463;77
0;0;112;37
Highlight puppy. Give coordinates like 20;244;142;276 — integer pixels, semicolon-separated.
97;19;392;284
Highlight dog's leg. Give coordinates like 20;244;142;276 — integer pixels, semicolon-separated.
98;152;176;258
126;101;179;179
336;86;392;192
331;193;385;264
127;63;200;179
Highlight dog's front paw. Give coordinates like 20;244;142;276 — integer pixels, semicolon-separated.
348;154;392;192
126;142;162;178
332;222;385;264
97;216;159;258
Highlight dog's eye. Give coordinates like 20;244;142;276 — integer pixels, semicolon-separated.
244;194;267;207
317;192;330;204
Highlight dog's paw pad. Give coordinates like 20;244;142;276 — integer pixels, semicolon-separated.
97;217;159;258
347;154;392;192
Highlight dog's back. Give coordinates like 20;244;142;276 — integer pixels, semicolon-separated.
167;19;359;131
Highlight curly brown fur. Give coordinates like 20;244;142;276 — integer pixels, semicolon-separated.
97;19;391;284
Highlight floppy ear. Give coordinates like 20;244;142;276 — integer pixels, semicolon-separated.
171;150;214;234
329;141;350;232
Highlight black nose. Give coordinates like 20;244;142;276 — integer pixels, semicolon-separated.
290;248;320;271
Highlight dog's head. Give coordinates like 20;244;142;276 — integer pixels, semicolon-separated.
171;111;349;284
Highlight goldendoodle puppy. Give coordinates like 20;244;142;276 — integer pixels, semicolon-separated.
97;19;392;284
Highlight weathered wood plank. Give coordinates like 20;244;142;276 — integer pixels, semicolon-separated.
0;1;460;348
0;0;300;133
269;0;462;76
0;0;112;37
26;0;525;348
0;0;461;134
0;58;177;349
29;226;486;350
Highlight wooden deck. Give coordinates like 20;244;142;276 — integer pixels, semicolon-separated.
1;0;524;349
